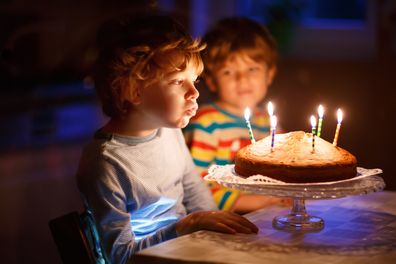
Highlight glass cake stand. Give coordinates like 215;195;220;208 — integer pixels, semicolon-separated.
205;165;385;232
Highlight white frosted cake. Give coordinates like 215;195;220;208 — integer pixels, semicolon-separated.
235;131;357;183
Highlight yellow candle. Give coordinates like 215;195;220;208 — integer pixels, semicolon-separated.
333;109;343;146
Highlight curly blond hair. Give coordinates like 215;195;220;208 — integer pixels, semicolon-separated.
94;15;205;118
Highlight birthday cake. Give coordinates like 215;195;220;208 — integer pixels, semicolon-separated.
234;131;357;183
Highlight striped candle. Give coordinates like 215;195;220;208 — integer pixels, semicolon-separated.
310;115;317;152
270;115;277;151
333;109;343;146
244;107;255;143
317;104;324;137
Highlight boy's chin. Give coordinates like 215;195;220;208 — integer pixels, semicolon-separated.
178;116;192;128
166;117;191;129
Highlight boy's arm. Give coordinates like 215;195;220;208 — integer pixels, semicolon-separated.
78;162;135;264
79;159;179;263
211;185;241;211
179;130;218;212
184;126;240;211
181;155;218;212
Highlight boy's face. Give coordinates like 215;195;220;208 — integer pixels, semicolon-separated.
207;54;276;115
134;62;200;129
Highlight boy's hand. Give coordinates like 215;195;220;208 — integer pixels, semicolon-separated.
176;211;258;236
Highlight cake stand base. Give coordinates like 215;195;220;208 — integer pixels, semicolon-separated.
205;166;385;232
272;198;324;231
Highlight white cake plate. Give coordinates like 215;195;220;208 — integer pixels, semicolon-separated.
205;165;385;232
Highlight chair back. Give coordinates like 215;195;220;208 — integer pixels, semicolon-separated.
49;211;105;264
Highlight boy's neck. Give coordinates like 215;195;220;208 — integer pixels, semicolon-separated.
215;101;256;117
102;115;158;137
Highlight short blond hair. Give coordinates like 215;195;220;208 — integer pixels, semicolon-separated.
94;15;205;118
202;17;277;79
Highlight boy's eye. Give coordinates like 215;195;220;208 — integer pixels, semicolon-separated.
194;78;200;85
249;67;258;72
221;70;232;76
170;79;184;85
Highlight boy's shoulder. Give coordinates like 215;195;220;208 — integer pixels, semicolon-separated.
83;128;183;161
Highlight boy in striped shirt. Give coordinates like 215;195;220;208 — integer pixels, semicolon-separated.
184;17;286;214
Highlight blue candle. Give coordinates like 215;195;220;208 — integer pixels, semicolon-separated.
270;115;277;151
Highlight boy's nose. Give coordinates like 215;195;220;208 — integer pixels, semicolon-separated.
236;72;248;83
186;82;199;100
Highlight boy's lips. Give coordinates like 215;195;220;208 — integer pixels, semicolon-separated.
237;90;253;96
186;104;198;116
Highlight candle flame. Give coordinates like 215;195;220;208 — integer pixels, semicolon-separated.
244;107;251;120
310;115;317;127
267;101;274;116
318;104;324;118
270;115;277;128
337;109;343;124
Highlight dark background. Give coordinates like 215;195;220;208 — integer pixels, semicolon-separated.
1;0;395;263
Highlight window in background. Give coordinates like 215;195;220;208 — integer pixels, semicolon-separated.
234;0;375;59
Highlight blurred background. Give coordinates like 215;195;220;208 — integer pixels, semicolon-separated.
1;0;395;263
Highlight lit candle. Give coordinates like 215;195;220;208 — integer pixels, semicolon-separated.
310;115;317;152
267;101;274;117
270;115;277;151
317;104;324;137
244;107;255;143
267;101;275;150
333;109;343;146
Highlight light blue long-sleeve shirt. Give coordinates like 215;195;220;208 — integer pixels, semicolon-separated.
76;128;217;263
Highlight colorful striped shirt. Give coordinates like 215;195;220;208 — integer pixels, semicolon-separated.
183;103;270;211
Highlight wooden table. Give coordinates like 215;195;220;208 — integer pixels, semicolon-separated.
132;191;396;264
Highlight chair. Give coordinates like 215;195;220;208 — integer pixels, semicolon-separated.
49;211;106;264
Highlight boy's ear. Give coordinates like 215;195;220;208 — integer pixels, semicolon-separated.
129;85;142;105
205;76;217;93
267;65;277;86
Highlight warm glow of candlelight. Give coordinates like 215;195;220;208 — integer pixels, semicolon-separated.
267;101;274;116
318;104;324;118
244;107;251;120
337;108;343;124
270;115;277;128
310;115;317;128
